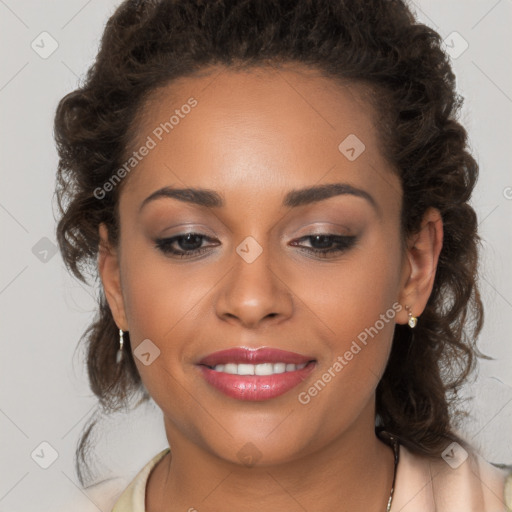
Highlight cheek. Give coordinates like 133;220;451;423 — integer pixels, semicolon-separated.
120;241;210;344
291;236;402;341
295;232;402;406
119;250;210;421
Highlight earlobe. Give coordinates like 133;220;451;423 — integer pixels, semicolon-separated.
98;223;129;331
397;208;444;326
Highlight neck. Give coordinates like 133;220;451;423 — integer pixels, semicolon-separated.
146;404;395;512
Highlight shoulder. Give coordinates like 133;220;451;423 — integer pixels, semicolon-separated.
392;442;512;512
57;448;170;512
111;448;171;511
56;476;129;512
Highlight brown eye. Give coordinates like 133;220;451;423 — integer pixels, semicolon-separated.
290;234;357;258
155;233;218;258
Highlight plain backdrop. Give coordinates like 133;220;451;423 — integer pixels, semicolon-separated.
1;0;511;510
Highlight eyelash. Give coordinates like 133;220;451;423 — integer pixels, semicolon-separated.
154;232;357;259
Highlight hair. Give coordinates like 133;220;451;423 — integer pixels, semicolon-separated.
54;0;485;485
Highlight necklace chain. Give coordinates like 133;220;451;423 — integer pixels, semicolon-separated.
384;433;400;512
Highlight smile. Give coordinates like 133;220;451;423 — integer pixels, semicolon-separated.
198;347;316;401
210;362;307;375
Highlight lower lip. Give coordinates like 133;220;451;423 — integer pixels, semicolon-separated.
199;363;316;401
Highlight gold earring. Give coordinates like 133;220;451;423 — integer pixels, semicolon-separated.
405;305;418;328
116;329;124;364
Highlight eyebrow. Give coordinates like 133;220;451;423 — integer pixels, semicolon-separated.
139;182;378;212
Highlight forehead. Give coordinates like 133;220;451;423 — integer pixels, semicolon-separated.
121;65;400;213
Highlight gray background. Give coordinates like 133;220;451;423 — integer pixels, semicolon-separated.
1;0;511;510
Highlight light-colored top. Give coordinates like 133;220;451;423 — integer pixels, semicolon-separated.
77;445;512;511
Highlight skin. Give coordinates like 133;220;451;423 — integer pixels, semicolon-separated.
98;64;443;512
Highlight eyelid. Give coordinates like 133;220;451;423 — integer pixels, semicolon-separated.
155;223;218;238
286;222;354;239
153;224;355;248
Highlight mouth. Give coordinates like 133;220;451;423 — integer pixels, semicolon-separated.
197;347;317;401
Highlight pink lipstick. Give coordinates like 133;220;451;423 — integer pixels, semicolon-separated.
198;347;316;401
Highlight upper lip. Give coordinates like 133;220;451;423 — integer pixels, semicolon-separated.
199;347;315;367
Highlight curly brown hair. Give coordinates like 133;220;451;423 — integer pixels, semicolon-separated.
54;0;484;485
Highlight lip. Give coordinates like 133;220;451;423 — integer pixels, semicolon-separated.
199;347;314;367
198;347;316;401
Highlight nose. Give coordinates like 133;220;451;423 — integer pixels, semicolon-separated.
215;243;294;329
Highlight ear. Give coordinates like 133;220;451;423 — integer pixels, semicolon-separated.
397;207;443;325
98;223;129;331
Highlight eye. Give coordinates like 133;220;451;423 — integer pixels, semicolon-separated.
155;233;218;258
154;232;357;260
290;234;357;258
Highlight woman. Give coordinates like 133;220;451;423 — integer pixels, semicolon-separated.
54;0;512;510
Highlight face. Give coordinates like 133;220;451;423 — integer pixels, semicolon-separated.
100;65;436;466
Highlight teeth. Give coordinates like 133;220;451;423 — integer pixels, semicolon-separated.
211;362;308;375
224;363;238;374
273;363;286;374
254;363;273;375
238;363;254;375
